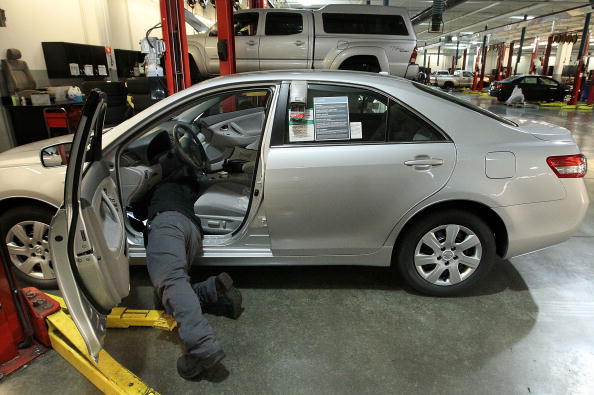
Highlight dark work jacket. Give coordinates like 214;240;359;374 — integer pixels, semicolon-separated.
132;161;203;238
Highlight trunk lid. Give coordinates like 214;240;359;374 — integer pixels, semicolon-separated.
508;117;574;142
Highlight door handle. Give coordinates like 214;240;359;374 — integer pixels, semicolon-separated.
404;158;444;170
294;40;305;46
247;40;257;46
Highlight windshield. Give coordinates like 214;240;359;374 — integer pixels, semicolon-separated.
413;83;518;127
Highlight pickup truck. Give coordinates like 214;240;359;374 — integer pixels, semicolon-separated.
186;5;419;80
433;70;490;89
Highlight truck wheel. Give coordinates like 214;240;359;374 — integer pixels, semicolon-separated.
442;82;454;90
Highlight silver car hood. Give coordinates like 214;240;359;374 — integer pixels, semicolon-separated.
508;117;574;142
0;134;74;168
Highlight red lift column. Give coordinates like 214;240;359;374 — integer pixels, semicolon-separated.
542;35;553;76
216;0;237;75
160;0;191;95
569;12;591;105
506;41;514;78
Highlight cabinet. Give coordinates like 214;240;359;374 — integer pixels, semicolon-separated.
42;42;108;79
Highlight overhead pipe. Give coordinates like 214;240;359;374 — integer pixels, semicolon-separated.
412;0;469;26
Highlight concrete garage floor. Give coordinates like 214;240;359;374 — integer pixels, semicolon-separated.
3;94;594;394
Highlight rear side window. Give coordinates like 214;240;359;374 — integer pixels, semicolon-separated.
285;84;389;144
539;77;558;87
322;13;408;36
388;102;446;142
413;82;517;127
266;12;303;35
522;76;538;85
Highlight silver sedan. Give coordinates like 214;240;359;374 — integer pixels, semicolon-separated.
0;70;589;299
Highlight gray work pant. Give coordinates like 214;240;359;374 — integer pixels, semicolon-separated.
146;211;222;358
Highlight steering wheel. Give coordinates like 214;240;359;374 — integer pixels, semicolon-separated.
171;122;210;174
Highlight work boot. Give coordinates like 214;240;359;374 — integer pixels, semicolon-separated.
177;350;226;380
203;272;243;319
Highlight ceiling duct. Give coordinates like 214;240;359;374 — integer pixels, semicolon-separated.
430;0;446;33
412;0;468;31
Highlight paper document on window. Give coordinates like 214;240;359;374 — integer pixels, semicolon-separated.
84;64;94;76
350;122;362;139
288;108;314;142
313;96;350;141
98;65;108;76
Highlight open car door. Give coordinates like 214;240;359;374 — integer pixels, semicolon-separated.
50;90;129;362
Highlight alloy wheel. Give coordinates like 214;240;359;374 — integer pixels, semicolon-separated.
5;221;55;280
414;224;482;286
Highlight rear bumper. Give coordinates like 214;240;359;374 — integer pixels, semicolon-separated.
495;179;589;259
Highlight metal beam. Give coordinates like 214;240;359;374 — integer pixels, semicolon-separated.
160;0;191;94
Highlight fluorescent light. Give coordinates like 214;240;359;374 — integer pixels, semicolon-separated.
510;15;535;20
460;32;474;35
452;36;458;42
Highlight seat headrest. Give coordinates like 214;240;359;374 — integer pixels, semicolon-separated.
6;48;22;60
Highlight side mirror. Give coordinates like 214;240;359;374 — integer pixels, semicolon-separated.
41;143;72;167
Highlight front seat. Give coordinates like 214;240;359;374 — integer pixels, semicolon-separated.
1;48;37;97
194;182;251;235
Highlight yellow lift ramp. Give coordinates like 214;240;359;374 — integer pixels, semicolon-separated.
46;294;176;395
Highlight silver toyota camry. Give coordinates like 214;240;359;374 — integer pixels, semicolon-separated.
0;71;588;312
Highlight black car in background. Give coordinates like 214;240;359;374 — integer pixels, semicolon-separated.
489;75;572;103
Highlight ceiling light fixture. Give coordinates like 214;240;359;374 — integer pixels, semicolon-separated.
510;15;535;20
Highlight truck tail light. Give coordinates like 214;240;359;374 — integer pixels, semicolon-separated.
546;154;587;178
410;46;418;63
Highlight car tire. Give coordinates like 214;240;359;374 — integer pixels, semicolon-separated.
497;95;508;102
442;82;454;90
395;210;496;296
0;205;58;289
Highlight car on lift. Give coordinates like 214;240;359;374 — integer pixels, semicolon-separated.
0;71;588;309
186;5;419;80
489;74;573;102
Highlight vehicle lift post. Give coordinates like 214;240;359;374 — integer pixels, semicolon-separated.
542;35;554;76
506;41;514;78
471;46;481;91
495;43;505;81
216;0;237;76
528;37;539;75
159;0;192;95
569;12;591;106
478;33;488;91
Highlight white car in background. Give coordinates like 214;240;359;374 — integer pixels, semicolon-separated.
186;5;419;80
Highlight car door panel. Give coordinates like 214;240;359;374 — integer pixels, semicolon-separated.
264;143;456;255
49;91;129;361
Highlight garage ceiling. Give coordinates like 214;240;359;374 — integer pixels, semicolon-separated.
271;0;594;49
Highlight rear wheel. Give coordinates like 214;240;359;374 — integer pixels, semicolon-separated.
0;205;57;289
395;210;496;296
442;82;454;90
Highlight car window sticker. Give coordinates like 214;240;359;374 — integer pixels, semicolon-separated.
288;108;314;142
313;96;350;141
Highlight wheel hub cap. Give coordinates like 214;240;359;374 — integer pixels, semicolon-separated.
413;224;482;286
5;221;55;280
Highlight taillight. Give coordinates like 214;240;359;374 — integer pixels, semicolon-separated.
546;154;587;178
496;83;504;89
410;45;418;64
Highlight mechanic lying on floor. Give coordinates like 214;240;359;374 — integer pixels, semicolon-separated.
132;149;243;381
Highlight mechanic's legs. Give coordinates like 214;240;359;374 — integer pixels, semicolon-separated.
146;211;222;359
